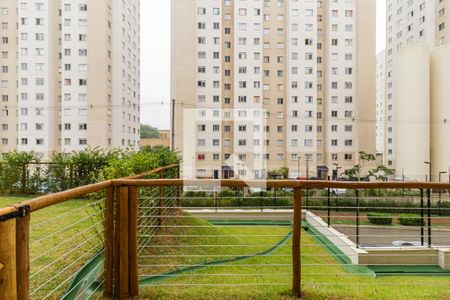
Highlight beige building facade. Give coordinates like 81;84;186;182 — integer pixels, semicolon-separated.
0;0;140;158
395;44;450;181
172;0;376;180
384;0;450;171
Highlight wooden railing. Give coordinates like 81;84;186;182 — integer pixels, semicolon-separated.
0;164;179;300
1;175;450;299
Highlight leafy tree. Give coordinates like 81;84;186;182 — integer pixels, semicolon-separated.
345;151;376;181
102;146;179;179
358;151;376;179
369;165;395;182
0;151;41;193
0;146;179;195
140;124;160;139
268;167;289;179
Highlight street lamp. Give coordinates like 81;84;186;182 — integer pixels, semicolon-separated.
424;161;432;182
439;171;447;216
297;155;302;179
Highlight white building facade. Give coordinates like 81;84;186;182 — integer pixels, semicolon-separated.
376;50;385;154
0;0;141;158
384;0;450;170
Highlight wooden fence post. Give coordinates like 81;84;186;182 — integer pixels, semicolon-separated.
119;187;130;300
0;218;17;299
292;188;302;298
128;186;139;297
104;186;114;298
159;170;165;226
176;166;181;208
113;187;121;297
16;207;30;300
107;185;139;299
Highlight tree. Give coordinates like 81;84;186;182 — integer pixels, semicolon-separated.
140;124;160;139
357;151;376;180
344;151;376;181
369;165;395;182
268;167;289;179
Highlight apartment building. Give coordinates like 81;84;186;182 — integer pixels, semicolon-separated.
384;0;450;171
172;0;376;180
376;50;385;155
394;44;450;181
0;0;140;158
0;0;18;152
436;0;450;45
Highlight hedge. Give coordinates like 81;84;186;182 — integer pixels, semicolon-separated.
367;213;393;225
399;214;423;226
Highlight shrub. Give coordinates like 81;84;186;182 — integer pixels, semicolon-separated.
399;214;423;226
367;213;393;225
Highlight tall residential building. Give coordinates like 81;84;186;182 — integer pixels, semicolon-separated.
436;0;450;45
376;50;385;154
384;0;449;171
0;0;141;158
172;0;376;180
0;0;18;152
394;44;450;181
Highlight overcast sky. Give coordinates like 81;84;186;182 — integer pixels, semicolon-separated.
140;0;387;129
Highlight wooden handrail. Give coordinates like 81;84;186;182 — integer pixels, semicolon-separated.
18;181;111;213
111;178;450;190
0;164;180;218
0;206;17;220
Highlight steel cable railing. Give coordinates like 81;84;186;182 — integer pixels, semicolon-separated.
3;173;450;299
28;198;104;299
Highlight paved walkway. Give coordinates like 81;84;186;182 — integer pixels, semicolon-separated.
334;225;450;247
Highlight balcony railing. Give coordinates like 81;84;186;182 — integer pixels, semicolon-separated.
1;171;450;299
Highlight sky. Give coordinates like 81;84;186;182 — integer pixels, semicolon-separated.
141;0;387;129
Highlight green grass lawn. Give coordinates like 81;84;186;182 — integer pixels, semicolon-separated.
0;195;103;300
3;196;450;300
136;213;450;300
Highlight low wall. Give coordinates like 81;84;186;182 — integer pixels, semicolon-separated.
304;210;450;269
439;249;450;269
360;248;438;266
304;210;365;264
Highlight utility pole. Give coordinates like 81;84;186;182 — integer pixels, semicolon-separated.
171;99;176;151
439;171;447;216
424;161;432;182
402;167;405;197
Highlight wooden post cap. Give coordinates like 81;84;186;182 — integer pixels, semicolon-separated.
0;262;4;272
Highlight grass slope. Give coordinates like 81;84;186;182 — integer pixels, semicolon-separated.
3;197;450;300
0;196;103;300
137;213;450;300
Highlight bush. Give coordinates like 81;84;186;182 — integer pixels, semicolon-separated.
0;146;180;195
399;214;423;226
367;213;393;225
